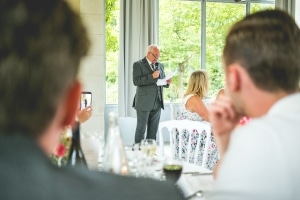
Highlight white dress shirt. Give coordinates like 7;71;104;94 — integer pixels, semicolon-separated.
207;93;300;200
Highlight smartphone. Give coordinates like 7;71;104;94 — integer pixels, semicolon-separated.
80;91;92;110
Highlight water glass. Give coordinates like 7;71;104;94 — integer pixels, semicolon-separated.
163;157;183;184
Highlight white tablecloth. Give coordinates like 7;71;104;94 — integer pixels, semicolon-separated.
83;141;215;199
177;161;214;198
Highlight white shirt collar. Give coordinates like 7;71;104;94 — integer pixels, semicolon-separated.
268;92;300;115
146;57;153;65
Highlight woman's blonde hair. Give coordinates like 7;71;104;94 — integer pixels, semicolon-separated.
184;70;208;98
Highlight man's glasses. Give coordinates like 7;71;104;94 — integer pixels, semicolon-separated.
149;52;159;59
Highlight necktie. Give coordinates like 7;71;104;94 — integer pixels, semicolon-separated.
151;63;155;71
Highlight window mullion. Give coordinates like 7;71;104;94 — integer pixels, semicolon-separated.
201;0;206;69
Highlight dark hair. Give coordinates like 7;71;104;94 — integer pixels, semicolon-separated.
223;9;300;92
0;0;90;137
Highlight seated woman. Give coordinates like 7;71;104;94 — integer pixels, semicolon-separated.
175;70;218;170
176;70;211;122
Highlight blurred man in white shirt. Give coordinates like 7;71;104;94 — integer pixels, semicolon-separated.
208;9;300;200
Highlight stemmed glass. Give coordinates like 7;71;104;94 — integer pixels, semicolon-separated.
141;139;167;179
140;139;157;162
125;143;145;177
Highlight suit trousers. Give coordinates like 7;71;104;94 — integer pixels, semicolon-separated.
134;99;162;143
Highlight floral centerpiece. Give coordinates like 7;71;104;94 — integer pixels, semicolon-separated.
51;127;72;167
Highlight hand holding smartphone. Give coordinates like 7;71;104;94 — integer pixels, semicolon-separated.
80;91;92;110
78;91;93;123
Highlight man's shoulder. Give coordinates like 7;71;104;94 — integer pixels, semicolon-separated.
134;57;147;65
0;159;183;200
77;171;184;199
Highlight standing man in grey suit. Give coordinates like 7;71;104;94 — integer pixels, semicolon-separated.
133;44;172;143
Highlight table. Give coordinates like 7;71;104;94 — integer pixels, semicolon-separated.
82;140;214;199
158;144;214;198
178;161;214;199
125;144;215;199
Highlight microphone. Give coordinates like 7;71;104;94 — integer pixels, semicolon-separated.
154;63;161;79
154;62;159;71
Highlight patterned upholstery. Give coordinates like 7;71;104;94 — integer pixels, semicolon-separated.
158;119;214;169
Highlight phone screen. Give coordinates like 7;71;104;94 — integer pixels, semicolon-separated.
80;91;92;110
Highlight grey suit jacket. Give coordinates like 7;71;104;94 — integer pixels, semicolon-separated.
132;57;168;111
0;134;183;200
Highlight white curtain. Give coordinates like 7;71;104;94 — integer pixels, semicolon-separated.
275;0;295;17
118;0;159;117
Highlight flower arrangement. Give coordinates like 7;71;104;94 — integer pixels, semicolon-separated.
51;127;72;167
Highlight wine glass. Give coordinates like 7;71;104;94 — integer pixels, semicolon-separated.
163;157;183;183
125;143;145;177
140;139;157;161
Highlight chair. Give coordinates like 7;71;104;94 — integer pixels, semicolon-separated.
158;119;212;169
117;117;137;146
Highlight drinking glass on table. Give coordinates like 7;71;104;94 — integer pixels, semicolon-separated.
163;157;183;184
81;130;104;170
125;143;146;177
140;139;157;162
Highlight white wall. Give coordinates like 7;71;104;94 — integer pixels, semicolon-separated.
67;0;106;136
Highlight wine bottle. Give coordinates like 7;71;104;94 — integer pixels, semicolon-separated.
67;121;88;168
102;112;128;175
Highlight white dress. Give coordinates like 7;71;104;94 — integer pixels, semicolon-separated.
176;94;211;121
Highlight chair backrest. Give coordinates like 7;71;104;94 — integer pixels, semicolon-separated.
117;117;137;145
169;103;180;120
158;119;212;169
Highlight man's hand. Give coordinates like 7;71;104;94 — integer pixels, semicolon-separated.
152;70;160;78
166;78;172;85
78;106;93;123
209;95;240;156
210;95;240;179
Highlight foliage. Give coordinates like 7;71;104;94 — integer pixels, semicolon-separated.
105;0;118;51
106;0;119;104
106;70;117;85
159;1;247;101
205;2;245;97
105;0;274;104
106;0;119;52
105;0;116;23
159;0;201;101
159;1;274;101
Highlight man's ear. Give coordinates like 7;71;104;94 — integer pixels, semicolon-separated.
227;64;242;92
62;81;82;126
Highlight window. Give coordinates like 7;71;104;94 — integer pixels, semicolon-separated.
106;0;120;104
105;0;274;104
159;0;274;102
